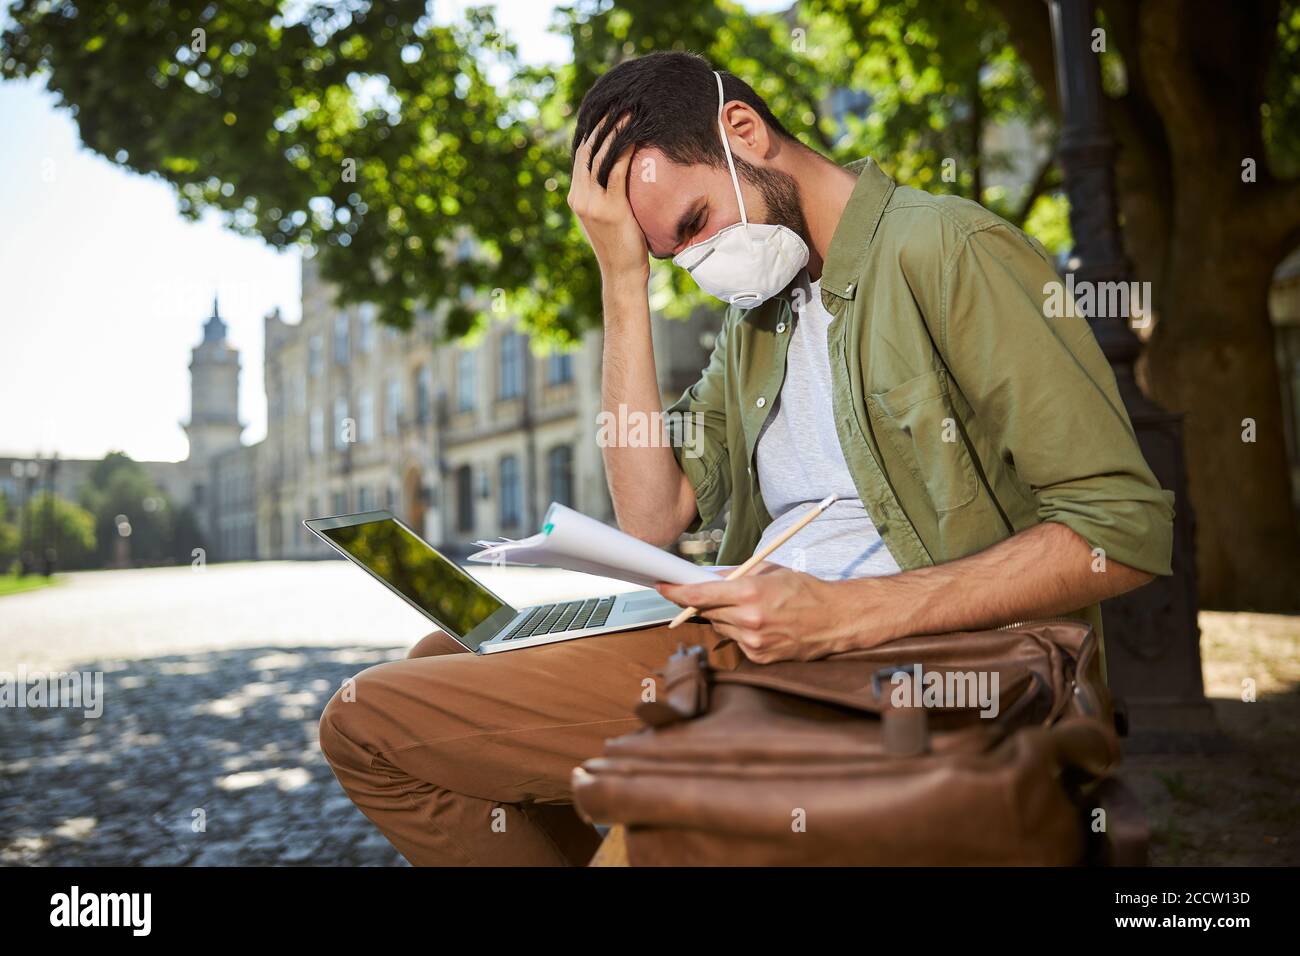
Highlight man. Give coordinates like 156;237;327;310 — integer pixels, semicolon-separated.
319;51;1173;867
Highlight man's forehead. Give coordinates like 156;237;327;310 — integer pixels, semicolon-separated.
627;147;697;206
627;147;708;254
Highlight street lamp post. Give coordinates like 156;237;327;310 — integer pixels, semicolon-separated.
1048;0;1220;752
15;459;40;577
9;461;23;575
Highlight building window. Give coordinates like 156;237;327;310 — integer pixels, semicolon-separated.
358;304;376;353
385;379;402;435
358;487;374;512
456;351;476;412
498;332;524;400
546;351;574;386
499;455;522;528
416;365;433;425
308;335;323;377
358;389;374;443
547;444;574;509
333;395;350;450
309;408;324;457
332;490;348;515
334;313;350;365
828;87;874;133
455;464;474;534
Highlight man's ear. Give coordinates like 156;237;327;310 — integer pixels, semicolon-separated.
721;101;773;162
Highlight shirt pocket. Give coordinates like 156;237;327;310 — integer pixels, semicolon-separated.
867;369;979;513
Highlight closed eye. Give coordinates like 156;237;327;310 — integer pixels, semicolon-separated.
679;209;706;248
650;204;708;260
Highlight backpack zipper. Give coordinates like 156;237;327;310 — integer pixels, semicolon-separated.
995;618;1103;721
997;616;1086;630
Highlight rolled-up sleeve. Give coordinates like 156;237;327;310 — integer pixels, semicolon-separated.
936;223;1175;576
663;312;733;532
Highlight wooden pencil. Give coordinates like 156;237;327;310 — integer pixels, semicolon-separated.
667;493;839;629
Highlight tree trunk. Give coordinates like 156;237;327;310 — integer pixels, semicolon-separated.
1143;220;1300;610
996;0;1300;611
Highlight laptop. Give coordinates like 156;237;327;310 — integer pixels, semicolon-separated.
304;510;686;654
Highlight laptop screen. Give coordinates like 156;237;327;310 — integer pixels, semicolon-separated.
317;516;507;638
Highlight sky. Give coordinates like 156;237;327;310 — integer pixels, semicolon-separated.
0;0;787;464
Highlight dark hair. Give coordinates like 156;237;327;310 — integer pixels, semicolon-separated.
572;51;798;188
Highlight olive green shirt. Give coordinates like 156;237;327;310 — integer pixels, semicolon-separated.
665;158;1175;675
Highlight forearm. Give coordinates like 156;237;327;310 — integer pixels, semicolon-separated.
599;276;695;545
837;521;1154;647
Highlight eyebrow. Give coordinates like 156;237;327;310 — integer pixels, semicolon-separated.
650;200;704;260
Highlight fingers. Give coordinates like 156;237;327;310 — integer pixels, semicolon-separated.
707;621;771;661
708;620;747;646
656;576;760;610
569;127;597;204
586;117;615;173
695;602;764;631
606;140;635;194
574;114;629;181
574;119;603;171
588;114;632;185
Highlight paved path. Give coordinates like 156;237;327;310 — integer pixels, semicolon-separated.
0;561;641;866
0;560;642;671
3;563;1295;866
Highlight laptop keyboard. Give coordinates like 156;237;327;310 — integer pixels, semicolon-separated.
500;597;617;641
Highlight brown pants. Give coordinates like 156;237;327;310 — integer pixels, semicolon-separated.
318;621;738;866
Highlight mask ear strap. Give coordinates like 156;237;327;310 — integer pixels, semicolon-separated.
714;71;748;227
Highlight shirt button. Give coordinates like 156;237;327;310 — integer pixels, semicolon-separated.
776;322;787;333
756;396;766;408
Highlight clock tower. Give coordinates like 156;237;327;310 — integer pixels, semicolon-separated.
183;297;243;509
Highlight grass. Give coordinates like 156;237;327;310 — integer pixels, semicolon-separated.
0;572;59;597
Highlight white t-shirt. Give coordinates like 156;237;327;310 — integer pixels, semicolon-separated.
753;273;902;580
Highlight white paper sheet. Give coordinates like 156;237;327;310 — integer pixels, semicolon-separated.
468;502;722;588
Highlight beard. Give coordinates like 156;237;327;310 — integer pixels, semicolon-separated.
733;157;811;248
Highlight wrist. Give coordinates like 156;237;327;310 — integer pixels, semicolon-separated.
815;578;868;652
830;575;905;650
600;263;650;297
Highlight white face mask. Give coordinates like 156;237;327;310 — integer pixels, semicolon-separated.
672;71;810;309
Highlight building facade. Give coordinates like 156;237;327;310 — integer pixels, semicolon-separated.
3;259;718;566
253;256;717;561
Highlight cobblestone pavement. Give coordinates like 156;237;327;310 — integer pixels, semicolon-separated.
1;563;1296;866
0;561;639;866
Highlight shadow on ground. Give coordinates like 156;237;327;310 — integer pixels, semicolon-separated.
1120;687;1300;866
0;645;410;866
3;625;1296;867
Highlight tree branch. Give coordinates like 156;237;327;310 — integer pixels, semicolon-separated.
1011;152;1056;226
986;0;1058;113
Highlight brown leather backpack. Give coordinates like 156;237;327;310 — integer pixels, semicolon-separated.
572;621;1148;866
